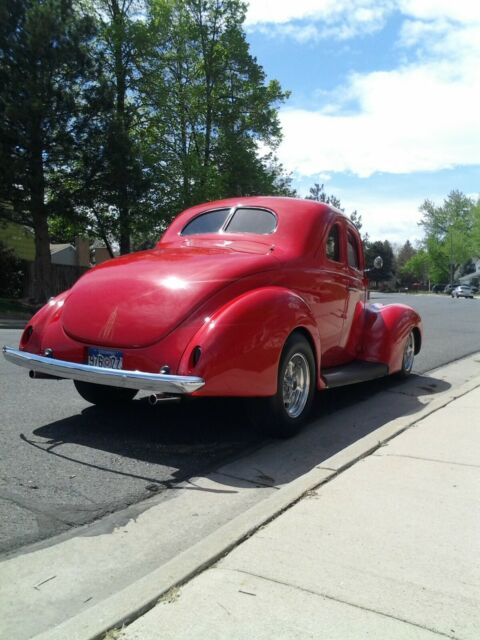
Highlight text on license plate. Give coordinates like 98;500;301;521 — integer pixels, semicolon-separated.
87;348;123;370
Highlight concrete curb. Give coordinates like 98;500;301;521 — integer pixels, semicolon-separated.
32;369;480;640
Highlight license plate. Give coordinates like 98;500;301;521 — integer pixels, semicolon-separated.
87;348;123;370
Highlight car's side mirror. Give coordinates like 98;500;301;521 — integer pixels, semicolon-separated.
365;256;383;273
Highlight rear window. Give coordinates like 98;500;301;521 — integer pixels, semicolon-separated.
225;208;277;234
181;209;231;235
181;207;277;236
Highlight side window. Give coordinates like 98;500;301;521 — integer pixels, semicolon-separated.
347;230;360;269
326;224;340;262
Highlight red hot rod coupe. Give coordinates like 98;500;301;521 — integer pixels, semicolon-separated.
3;197;422;437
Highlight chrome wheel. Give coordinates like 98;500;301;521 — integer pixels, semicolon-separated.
282;352;311;418
251;333;315;438
402;331;415;374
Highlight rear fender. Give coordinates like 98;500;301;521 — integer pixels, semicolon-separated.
19;291;71;353
361;303;422;373
178;287;320;396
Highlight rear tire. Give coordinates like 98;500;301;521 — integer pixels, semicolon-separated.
251;333;316;438
74;380;137;406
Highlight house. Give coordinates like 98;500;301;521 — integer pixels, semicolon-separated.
50;243;77;266
1;222;91;267
458;258;480;287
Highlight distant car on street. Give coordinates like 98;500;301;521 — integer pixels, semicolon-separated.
444;284;460;294
451;285;474;299
431;284;447;293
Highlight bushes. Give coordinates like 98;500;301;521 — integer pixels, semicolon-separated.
0;241;25;298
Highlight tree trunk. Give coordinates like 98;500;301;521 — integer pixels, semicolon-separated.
30;127;52;302
32;211;52;302
112;0;130;255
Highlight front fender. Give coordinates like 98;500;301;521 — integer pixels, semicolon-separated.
178;287;320;397
361;303;422;373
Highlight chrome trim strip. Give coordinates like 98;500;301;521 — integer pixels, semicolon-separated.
2;346;205;394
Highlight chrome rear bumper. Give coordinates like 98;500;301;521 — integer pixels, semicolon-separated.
2;346;205;394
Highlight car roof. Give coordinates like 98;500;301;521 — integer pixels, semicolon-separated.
160;196;353;257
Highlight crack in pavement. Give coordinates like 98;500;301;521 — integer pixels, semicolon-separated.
225;568;459;640
373;452;480;469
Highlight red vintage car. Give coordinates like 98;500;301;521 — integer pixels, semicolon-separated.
3;197;422;437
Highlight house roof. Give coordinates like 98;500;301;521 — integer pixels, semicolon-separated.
50;243;74;254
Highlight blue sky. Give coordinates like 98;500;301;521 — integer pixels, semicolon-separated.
244;1;480;245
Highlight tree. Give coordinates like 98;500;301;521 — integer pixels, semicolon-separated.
396;240;417;287
471;199;480;257
396;240;416;269
0;240;25;297
145;0;290;220
364;240;396;284
0;0;97;300
306;183;342;209
85;0;154;255
401;250;430;288
419;190;475;284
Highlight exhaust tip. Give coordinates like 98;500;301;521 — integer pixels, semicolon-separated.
148;394;181;406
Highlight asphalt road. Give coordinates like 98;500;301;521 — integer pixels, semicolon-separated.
1;292;479;556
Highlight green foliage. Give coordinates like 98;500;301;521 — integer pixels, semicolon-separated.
396;240;417;286
144;0;291;216
0;0;291;297
401;250;430;286
0;241;25;297
419;190;476;284
0;0;99;299
306;183;342;209
396;240;416;269
364;240;395;282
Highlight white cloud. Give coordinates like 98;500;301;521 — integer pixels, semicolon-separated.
346;197;424;243
245;0;393;26
246;0;392;41
247;1;480;242
397;0;480;24
265;1;480;178
279;51;480;178
246;0;480;28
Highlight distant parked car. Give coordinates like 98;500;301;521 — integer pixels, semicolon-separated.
444;284;460;294
451;285;474;299
431;284;447;293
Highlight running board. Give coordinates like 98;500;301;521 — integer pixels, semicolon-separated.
322;361;389;389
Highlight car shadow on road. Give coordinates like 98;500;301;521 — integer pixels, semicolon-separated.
28;372;451;493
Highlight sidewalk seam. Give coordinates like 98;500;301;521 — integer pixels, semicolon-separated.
373;453;480;469
225;567;459;640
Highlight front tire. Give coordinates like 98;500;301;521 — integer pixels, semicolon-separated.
74;380;138;406
398;330;415;378
252;333;316;438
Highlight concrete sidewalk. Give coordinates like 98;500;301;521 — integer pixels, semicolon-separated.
118;387;480;639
